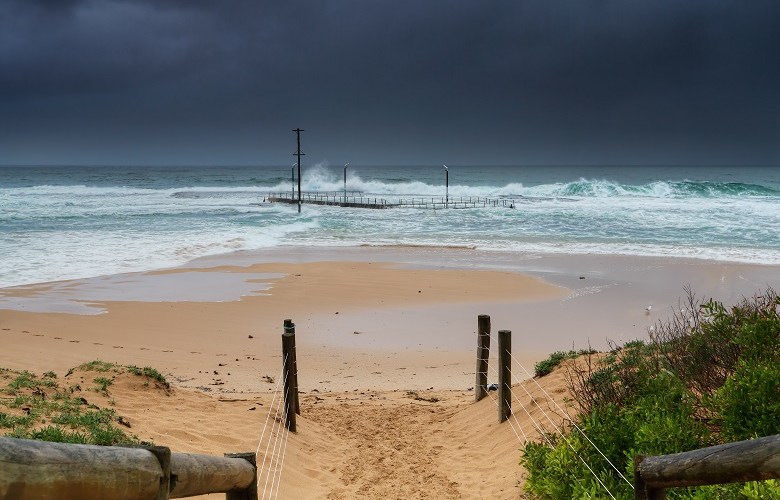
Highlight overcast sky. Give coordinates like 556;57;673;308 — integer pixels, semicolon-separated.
1;0;778;166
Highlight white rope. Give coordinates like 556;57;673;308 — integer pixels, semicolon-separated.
480;338;550;446
269;403;294;499
260;359;290;500
261;420;285;500
505;349;616;499
480;335;616;498
255;354;287;492
256;353;287;457
482;386;528;443
510;350;633;488
260;385;288;499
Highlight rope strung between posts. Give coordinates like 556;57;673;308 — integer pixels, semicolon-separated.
482;341;596;493
268;402;294;500
508;349;633;489
255;353;287;488
260;364;290;500
260;362;291;500
503;347;616;499
256;354;289;500
480;343;551;447
479;332;609;497
477;337;536;445
255;353;287;460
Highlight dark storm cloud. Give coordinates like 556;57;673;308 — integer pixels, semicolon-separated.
1;0;778;165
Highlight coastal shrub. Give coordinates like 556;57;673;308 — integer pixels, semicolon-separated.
711;360;780;441
523;288;780;499
534;348;597;377
127;365;170;389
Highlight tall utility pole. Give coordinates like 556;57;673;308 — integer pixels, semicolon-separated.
293;128;304;213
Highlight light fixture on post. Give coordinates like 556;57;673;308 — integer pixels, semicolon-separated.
344;163;349;202
443;164;449;208
291;163;296;198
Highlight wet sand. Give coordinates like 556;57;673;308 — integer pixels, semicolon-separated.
1;248;777;394
1;247;778;498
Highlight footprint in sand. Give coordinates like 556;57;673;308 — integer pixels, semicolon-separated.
113;346;123;349
162;350;173;353
68;340;80;343
33;334;44;337
23;330;30;333
190;351;201;354
1;328;10;331
93;342;102;346
53;337;62;340
139;347;149;351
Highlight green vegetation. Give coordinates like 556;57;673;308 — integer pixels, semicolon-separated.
522;288;780;499
0;360;169;446
126;365;170;390
93;376;113;394
534;348;597;377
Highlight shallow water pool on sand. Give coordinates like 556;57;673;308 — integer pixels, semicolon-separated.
0;271;282;314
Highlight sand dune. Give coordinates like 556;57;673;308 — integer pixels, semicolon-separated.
72;364;572;499
2;251;776;498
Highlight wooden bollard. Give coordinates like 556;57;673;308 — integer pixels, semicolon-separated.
498;330;512;423
224;452;259;500
283;319;300;415
281;330;297;432
633;455;666;499
475;315;491;402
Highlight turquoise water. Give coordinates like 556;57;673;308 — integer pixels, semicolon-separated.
1;165;778;287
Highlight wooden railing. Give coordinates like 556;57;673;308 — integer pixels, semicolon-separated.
0;437;257;500
634;434;780;499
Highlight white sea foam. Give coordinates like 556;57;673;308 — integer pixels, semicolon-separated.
1;166;778;287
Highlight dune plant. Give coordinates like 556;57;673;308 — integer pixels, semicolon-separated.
534;348;597;377
522;288;780;499
0;361;171;446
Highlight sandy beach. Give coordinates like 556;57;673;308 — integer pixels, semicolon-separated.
1;247;779;498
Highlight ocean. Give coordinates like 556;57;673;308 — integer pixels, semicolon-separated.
1;165;778;288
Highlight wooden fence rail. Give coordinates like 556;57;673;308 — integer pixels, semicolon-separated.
0;437;257;500
634;434;780;499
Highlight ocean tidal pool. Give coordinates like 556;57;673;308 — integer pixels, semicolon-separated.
0;271;282;315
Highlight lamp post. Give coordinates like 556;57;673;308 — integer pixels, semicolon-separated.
293;128;304;213
291;164;295;198
344;163;349;202
443;164;449;208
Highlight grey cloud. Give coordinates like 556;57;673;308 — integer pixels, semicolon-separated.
0;0;778;165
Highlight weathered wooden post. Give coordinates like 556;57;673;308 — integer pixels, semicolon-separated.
283;319;300;415
145;445;171;500
282;328;297;432
475;314;491;402
224;452;259;500
498;329;512;423
634;455;666;499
